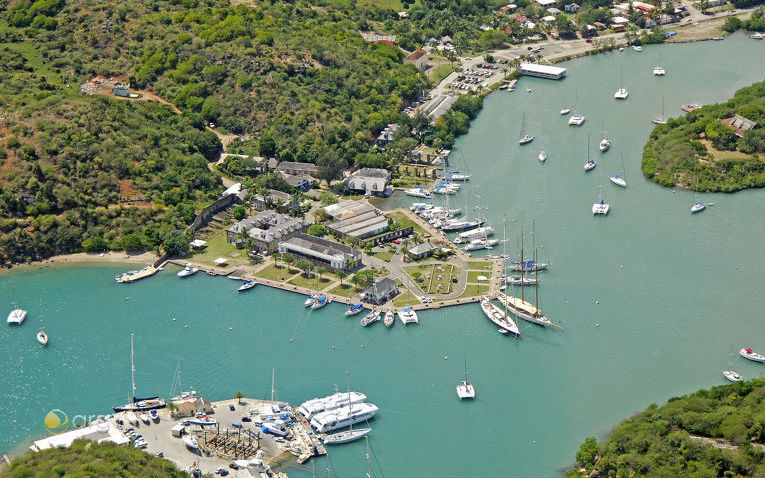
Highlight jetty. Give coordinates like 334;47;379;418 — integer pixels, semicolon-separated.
116;265;159;283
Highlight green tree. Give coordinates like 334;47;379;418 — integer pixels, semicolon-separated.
316;266;327;281
351;269;375;288
336;270;348;286
234;391;244;404
575;437;598;466
283;253;295;270
233;205;247;220
307;224;327;237
121;234;144;252
296;258;314;276
82;236;108;253
319;191;338;206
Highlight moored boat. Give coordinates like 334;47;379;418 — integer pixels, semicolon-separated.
360;310;381;327
345;303;364;316
599;138;610;152
324;427;372;445
7;308;27;325
311;295;329;310
507;260;548;272
304;294;318;307
183;435;199;449
568;113;585;126
456;360;475;399
584;159;597;171
36;330;49;346
560;107;570;115
113;334;167;412
479;296;519;337
653;66;665;76
238;280;256;292
298;391;368;420
610;174;627;188
454;227;495;244
691;201;705;213
177;264;198;277
723;370;743;382
538;150;547;162
310;402;379;433
384;309;395;327
404;187;432;198
397;307;419;325
739;348;765;363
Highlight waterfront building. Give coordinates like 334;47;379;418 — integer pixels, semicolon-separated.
30;421;128;451
408;241;440;260
227;210;306;252
361;278;399;305
345;168;392;196
519;63;567;80
277;233;362;271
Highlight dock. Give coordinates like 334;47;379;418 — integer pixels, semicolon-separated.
116;265;159;283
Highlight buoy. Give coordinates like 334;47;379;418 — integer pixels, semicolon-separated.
289;338;294;343
331;345;335;350
229;327;233;331
172;318;176;322
185;324;189;328
361;344;365;349
444;356;448;360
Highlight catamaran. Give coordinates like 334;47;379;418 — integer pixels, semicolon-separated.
568;113;585;126
592;186;610;215
405;187;432;198
7;306;27;325
323;373;372;445
653;66;666;76
456;360;476;399
519;113;534;145
113;334;167;412
739;348;765;363
479;296;520;337
397;307;419;325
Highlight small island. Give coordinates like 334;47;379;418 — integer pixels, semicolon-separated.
642;79;765;192
567;378;765;477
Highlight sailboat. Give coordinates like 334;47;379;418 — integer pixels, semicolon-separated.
519;113;534;145
614;66;628;100
599;130;610;152
610;155;627;188
323;372;372;444
722;351;743;382
538;150;547;162
113;334;167;412
653;54;666;76
592;185;610;215
480;218;520;337
36;313;48;346
652;96;667;124
169;360;197;402
691;178;705;213
568;90;585;125
584;133;596;171
456;359;476;399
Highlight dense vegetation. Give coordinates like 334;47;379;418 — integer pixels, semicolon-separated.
723;6;765;33
568;379;765;477
0;440;187;478
0;0;431;265
642;79;765;192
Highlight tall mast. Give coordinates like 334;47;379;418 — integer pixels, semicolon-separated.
533;220;538;312
366;436;372;478
346;371;353;434
520;229;525;303
271;368;276;402
502;216;509;317
130;333;136;401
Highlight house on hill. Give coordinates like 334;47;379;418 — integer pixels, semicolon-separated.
720;115;758;137
404;49;428;71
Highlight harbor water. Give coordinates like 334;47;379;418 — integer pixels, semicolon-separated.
2;33;765;477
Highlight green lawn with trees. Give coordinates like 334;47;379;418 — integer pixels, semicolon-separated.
0;440;187;478
642;79;765;192
568;379;765;477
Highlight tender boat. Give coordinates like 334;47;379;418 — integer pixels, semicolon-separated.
568;113;585;126
456;360;475;399
599;139;610;152
519;134;534;145
750;33;764;39
632;45;642;51
304;294;318;307
404;187;431;198
538;151;547;162
653;66;666;76
584;159;597;171
183;435;199;449
610;174;627;188
397;307;419;325
691;201;705;213
238;280;256;292
324;427;372;445
723;370;743;382
7;308;27;325
651;117;667;125
140;413;150;424
360;310;381;327
614;88;628;100
345;303;364;316
479;296;519;337
177;264;198;277
311;296;329;310
309;403;379;433
739;348;765;363
560;107;570;115
384;309;395;327
36;330;49;346
592;199;610;215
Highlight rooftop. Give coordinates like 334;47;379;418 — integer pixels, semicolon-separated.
281;233;358;259
363;277;398;297
405;49;427;61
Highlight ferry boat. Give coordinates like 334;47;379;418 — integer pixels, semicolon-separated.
345;303;364;316
610;174;627;188
7;307;27;325
238;280;256;292
568;113;585;126
309;402;379;433
177;264;198;277
723;370;743;382
479;296;519;337
384;309;395;327
739;348;765;363
404;187;431;198
454;226;495;244
599;138;610;152
397;307;419;325
298;391;368;420
311;296;329;310
360;310;381;327
691;201;706;213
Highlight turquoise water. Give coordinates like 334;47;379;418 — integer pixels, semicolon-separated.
2;33;765;477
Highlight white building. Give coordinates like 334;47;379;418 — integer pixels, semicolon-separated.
519;63;567;80
31;421;128;452
278;233;362;271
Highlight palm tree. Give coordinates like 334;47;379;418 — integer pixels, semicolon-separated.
166;402;178;419
236;226;249;248
283;253;295;271
336;270;348;286
234;391;244;404
316;266;327;282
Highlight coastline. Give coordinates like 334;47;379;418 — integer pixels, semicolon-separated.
2;251;158;273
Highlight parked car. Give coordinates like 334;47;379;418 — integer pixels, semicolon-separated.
229;463;240;470
391;239;401;244
229;404;235;411
242;416;252;422
585;38;593;43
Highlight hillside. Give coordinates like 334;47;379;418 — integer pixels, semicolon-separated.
568;378;765;477
0;440;187;478
642;79;765;192
0;0;427;266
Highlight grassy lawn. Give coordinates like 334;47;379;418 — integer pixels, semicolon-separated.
328;283;361;298
467;261;493;272
288;273;332;290
191;231;245;267
358;0;402;10
254;263;295;282
427;63;454;83
393;288;421;307
386;211;427;236
428;264;459;295
457;283;490;299
467;270;492;283
369;249;395;263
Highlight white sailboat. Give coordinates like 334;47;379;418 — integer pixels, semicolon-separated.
113;334;166;412
652;96;667;124
569;90;585;125
538;150;547;162
36;314;48;346
610;156;627;188
722;352;743;382
614;66;628;100
592;185;610;215
324;372;372;445
360;309;381;327
690;179;705;213
739;347;765;363
7;305;27;325
584;134;596;171
519;113;534;145
456;359;475;399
